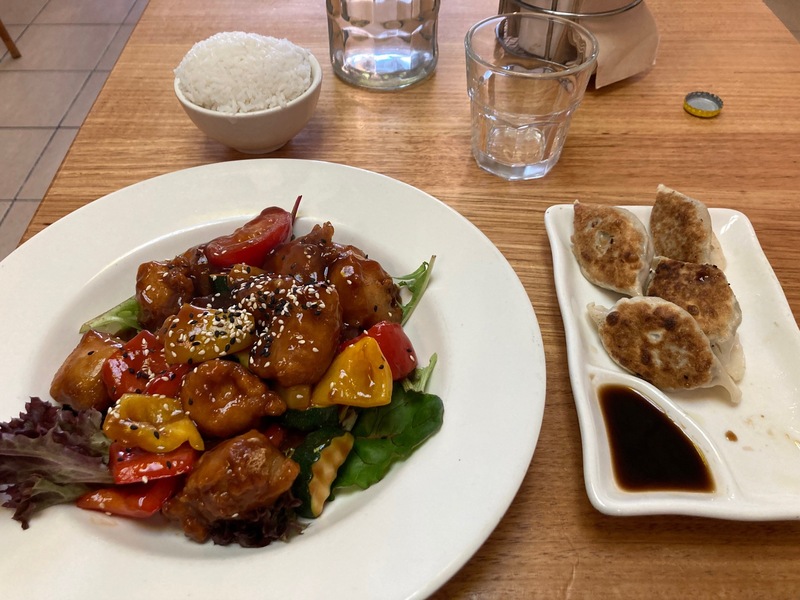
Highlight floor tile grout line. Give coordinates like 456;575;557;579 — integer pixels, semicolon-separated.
123;0;147;26
11;128;59;201
0;69;111;73
0;25;126;73
56;71;96;129
55;24;124;126
0;1;144;245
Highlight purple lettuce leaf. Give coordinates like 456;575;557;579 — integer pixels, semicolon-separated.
0;397;113;529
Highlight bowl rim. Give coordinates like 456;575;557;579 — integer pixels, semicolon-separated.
174;49;322;118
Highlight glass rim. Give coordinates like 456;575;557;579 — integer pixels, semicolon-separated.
464;12;599;79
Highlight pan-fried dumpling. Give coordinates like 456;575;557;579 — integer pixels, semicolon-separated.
588;296;741;403
645;257;745;381
650;184;726;269
571;201;653;296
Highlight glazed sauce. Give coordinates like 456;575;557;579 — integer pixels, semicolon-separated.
598;384;715;493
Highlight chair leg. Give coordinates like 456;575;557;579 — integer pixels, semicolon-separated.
0;18;21;59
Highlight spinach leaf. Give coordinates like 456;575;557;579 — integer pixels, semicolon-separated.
333;382;444;491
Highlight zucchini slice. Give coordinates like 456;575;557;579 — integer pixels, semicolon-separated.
280;406;341;432
292;428;354;518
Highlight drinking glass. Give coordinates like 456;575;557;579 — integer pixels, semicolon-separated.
464;13;599;180
326;0;440;90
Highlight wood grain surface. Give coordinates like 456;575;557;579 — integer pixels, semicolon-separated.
21;0;800;597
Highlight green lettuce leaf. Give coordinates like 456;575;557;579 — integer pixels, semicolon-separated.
402;353;438;393
394;256;436;326
79;295;142;335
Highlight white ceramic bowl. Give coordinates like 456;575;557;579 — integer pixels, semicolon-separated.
174;51;322;154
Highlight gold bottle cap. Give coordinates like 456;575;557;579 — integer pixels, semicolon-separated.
683;91;723;118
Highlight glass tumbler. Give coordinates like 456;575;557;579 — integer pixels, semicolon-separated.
326;0;440;90
465;13;599;180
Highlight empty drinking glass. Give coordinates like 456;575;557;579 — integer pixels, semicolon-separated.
465;13;599;180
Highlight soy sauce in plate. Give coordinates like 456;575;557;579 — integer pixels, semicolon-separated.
598;384;715;493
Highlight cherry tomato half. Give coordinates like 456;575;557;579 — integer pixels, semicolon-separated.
204;197;301;268
109;442;198;485
341;321;418;380
76;477;179;519
101;330;172;401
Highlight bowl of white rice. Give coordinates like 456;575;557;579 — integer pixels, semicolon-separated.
174;32;322;153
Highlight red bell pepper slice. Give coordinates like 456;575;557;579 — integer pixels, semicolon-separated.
262;423;287;451
204;197;301;268
76;477;179;519
143;363;191;398
340;321;418;380
101;330;173;401
109;442;198;485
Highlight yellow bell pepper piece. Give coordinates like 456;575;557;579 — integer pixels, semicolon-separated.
311;337;392;408
103;393;205;453
162;303;256;365
275;383;313;410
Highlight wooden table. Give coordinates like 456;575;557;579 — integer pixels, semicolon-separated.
22;0;800;596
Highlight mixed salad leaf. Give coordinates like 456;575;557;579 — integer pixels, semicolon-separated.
0;397;112;529
396;256;436;326
78;295;142;336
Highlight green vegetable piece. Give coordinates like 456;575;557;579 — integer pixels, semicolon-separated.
333;383;444;492
79;295;142;336
394;255;436;326
280;406;341;433
402;353;438;393
209;274;231;295
292;427;354;519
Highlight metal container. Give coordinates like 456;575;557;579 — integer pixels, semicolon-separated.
497;0;643;19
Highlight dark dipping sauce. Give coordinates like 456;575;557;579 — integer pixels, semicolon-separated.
598;384;715;493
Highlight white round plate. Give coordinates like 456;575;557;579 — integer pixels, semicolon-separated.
0;159;546;599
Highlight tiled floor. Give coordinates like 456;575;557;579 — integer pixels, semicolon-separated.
0;0;148;260
0;0;798;262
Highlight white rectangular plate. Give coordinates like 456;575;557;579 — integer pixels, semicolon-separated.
545;204;800;520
